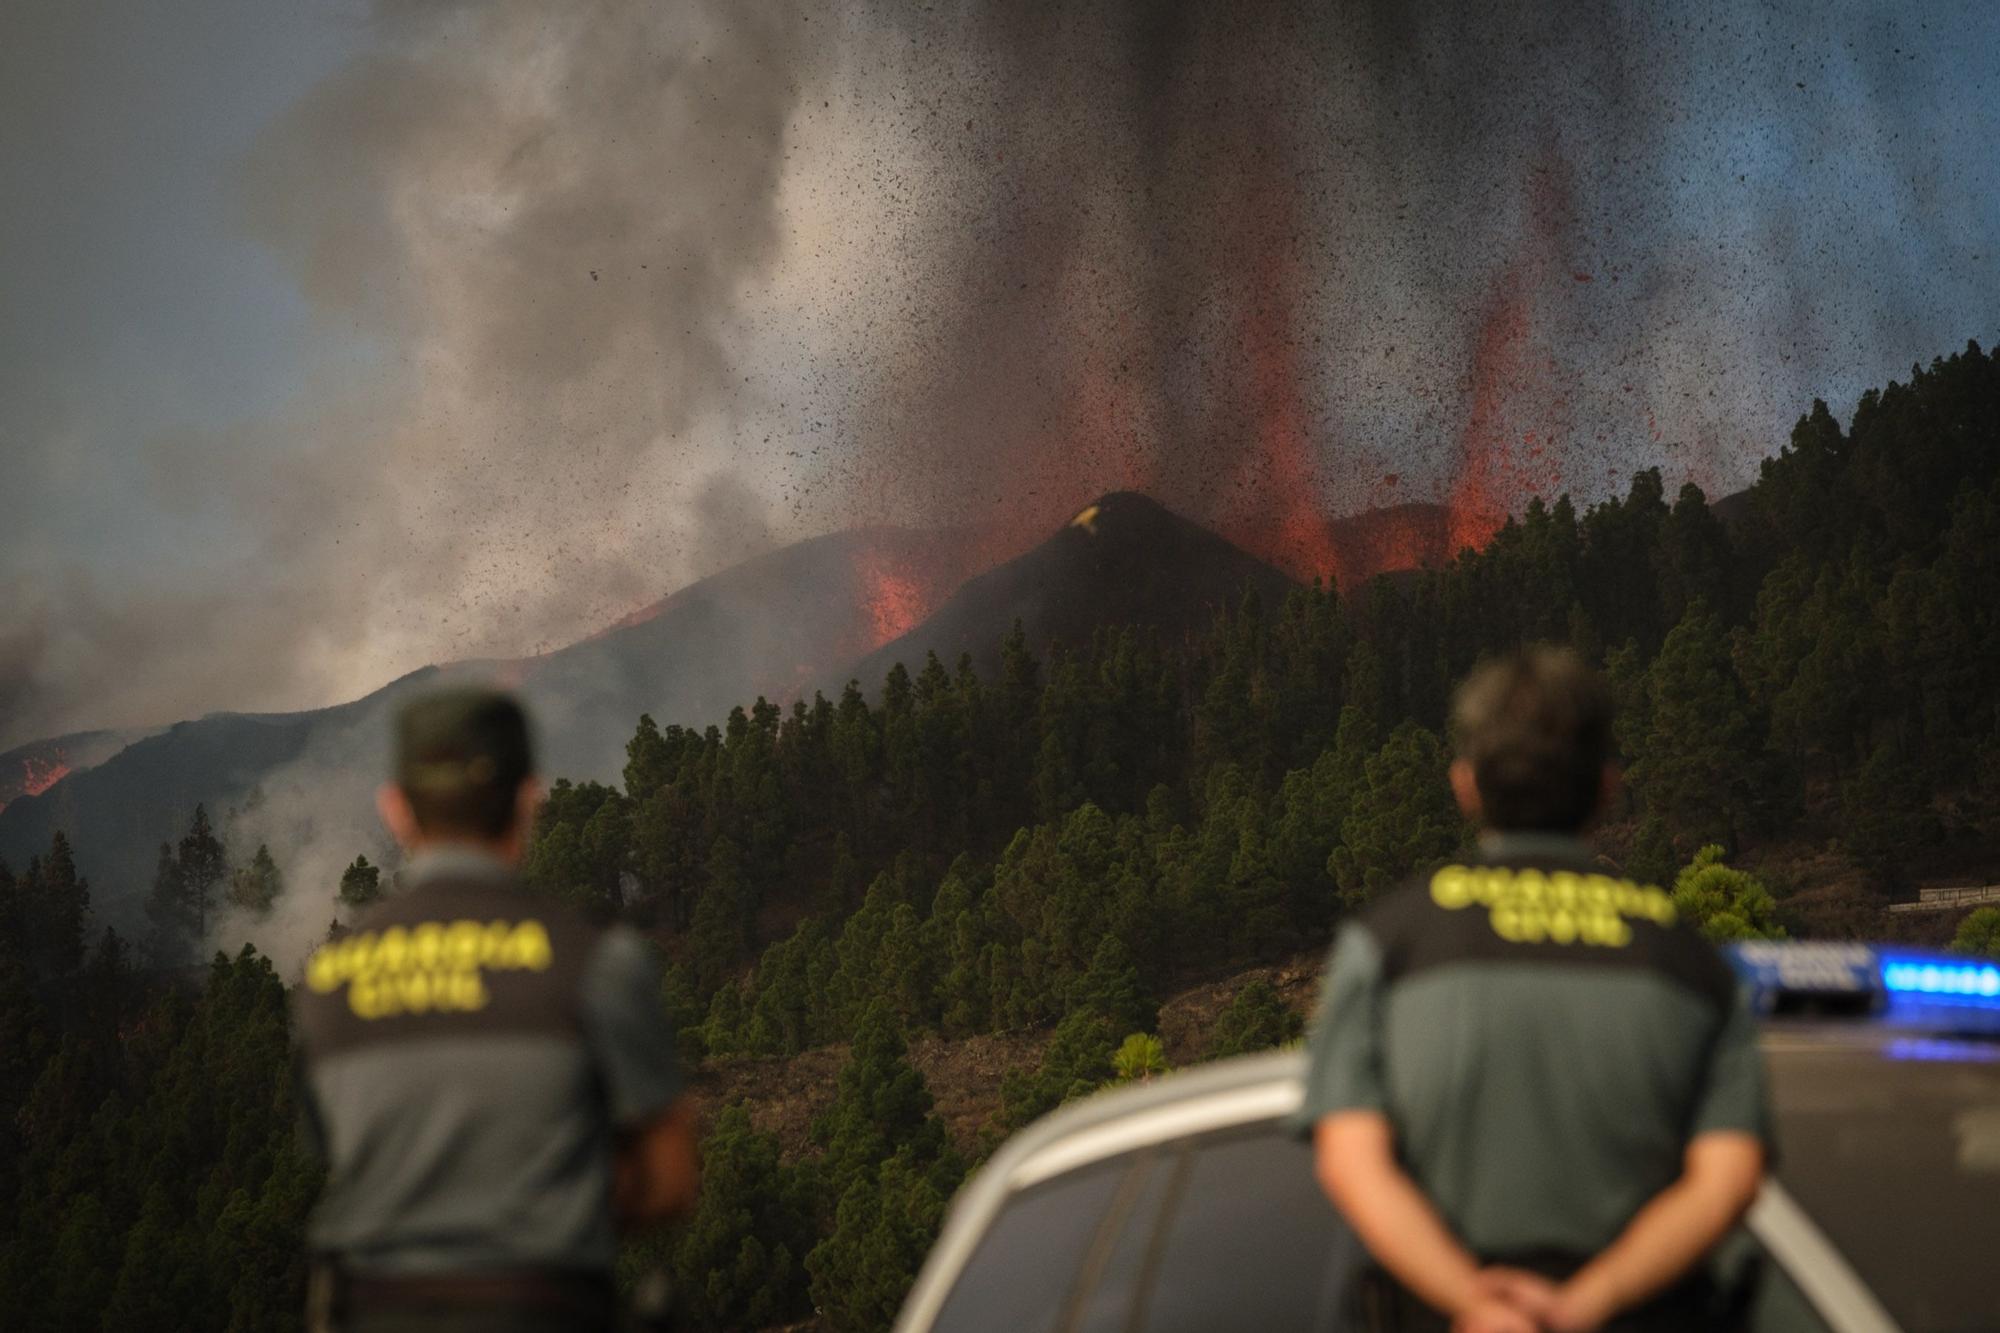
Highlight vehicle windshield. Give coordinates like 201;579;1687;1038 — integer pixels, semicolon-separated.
930;1121;1362;1333
1766;1035;2000;1333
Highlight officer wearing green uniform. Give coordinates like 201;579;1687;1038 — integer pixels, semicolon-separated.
295;687;698;1332
1302;648;1770;1333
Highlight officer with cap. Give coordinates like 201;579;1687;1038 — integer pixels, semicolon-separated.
296;686;697;1332
1301;647;1770;1333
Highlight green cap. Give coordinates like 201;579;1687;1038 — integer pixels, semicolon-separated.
394;685;535;797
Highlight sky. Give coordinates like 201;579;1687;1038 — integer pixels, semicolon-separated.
4;0;1999;753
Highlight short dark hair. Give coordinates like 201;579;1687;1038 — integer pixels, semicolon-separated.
1450;646;1613;833
393;686;536;839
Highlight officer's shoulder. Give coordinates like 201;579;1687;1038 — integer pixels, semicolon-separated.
1646;913;1740;1004
584;922;661;982
338;878;603;943
1347;874;1441;939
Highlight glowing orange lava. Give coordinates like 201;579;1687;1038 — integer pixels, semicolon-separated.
21;754;70;797
1448;145;1578;555
1235;261;1343;585
1212;141;1343;586
1451;264;1533;553
2;752;73;812
855;549;932;649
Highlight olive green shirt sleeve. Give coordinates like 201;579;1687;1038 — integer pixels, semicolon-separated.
1689;981;1773;1147
1295;925;1389;1132
579;927;684;1129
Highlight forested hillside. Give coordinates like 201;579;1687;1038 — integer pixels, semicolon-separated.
4;343;1998;1330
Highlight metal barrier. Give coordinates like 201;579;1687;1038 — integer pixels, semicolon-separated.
1886;884;2000;914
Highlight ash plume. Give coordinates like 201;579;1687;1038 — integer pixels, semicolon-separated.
822;0;2000;573
5;0;1997;756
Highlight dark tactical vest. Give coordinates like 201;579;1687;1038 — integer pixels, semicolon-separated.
296;871;622;1273
1302;841;1769;1261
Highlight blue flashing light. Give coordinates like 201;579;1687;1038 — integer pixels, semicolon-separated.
1880;957;2000;1003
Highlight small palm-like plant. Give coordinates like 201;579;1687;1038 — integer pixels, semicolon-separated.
1111;1032;1169;1085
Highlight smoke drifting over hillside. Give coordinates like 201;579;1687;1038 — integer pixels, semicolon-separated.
3;0;1996;753
2;0;821;751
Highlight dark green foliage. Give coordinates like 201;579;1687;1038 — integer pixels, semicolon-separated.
524;779;631;913
1623;814;1678;889
1952;908;2000;959
622;1105;814;1330
999;1005;1120;1128
803;1004;962;1331
0;927;319;1331
736;916;838;1056
337;853;382;911
1206;978;1305;1059
687;837;753;994
1669;847;1784;942
1840;743;1940;888
177;804;229;942
812;1002;953;1188
807;1148;954;1333
142;805;233;964
1327;723;1466;907
1065;935;1153;1039
1626;603;1757;854
144;840;187;963
12;832;90;988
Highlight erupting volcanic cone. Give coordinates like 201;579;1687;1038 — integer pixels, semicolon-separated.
846;490;1298;683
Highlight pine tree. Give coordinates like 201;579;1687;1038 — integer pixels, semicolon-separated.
999;1005;1119;1127
144;841;189;964
658;961;709;1064
1840;743;1938;887
1627;602;1758;853
1951;908;2000;960
1065;934;1152;1038
228;844;283;916
622;713;676;804
176;805;229;943
27;832;89;983
1669;846;1783;942
1654;482;1736;626
1328;723;1464;907
1206;977;1305;1058
688;838;752;995
812;1001;949;1190
660;1106;812;1330
806;1148;955;1333
337;854;382;911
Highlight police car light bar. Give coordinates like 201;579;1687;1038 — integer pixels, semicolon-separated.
1726;942;1884;1014
1725;942;2000;1037
1878;956;2000;1001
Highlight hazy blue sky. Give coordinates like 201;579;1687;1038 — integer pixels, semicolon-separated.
4;3;365;572
4;1;1998;751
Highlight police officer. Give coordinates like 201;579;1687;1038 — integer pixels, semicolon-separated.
1301;648;1770;1333
296;687;698;1332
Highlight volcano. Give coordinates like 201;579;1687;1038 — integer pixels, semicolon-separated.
516;524;979;777
0;525;981;929
846;492;1299;685
0;728;161;815
0;492;1463;934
